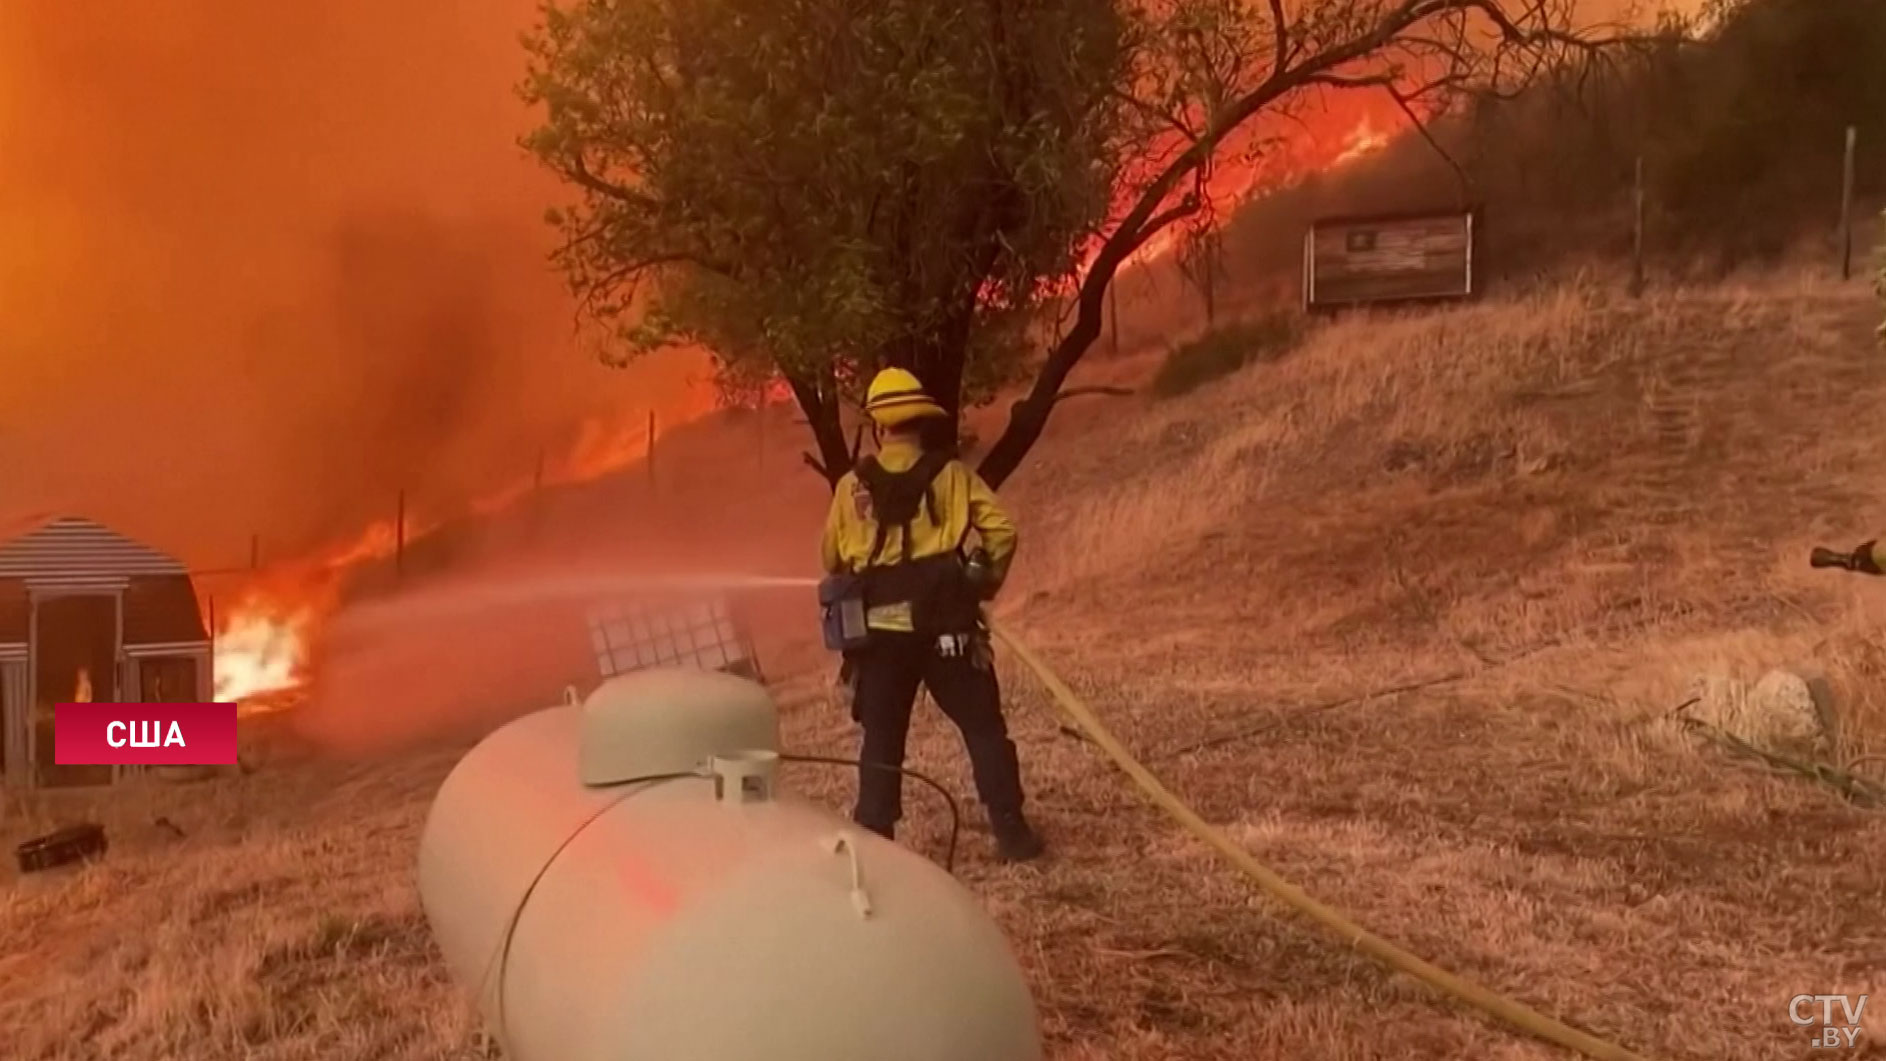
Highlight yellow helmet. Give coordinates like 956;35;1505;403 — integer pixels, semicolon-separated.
863;367;946;428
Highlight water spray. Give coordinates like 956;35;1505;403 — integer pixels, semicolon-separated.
334;570;820;632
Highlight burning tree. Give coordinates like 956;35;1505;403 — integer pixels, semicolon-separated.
522;0;1621;489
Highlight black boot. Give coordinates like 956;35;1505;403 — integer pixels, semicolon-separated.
990;809;1044;862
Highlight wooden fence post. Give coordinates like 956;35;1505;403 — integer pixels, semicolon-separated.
1840;125;1858;281
646;411;658;495
1203;233;1218;327
1630;155;1646;298
532;448;547;542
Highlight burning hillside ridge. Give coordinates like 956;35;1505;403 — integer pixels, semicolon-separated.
199;96;1412;710
0;3;706;574
206;125;1398;710
207;394;723;708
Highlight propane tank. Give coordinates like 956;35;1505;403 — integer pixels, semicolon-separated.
417;667;1043;1061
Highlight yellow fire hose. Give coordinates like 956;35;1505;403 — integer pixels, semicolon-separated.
987;621;1659;1061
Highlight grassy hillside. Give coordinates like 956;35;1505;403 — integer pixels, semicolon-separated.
5;269;1883;1060
1161;0;1886;317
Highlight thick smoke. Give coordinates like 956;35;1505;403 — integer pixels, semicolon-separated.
0;3;701;567
0;1;1694;571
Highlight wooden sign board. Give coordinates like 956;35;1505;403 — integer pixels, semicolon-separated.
1303;210;1477;311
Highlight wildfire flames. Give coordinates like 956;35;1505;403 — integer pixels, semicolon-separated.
205;398;707;707
74;668;94;703
1123;100;1406;268
205;97;1408;711
1334;115;1392;166
215;609;314;704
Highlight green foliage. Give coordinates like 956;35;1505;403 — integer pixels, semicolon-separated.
1151;313;1301;398
519;0;1607;482
519;0;1131;413
1448;0;1886;268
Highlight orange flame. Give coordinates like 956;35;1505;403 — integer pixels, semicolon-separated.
215;604;315;703
1333;114;1391;166
73;667;93;703
1104;88;1415;275
206;397;716;707
207;95;1412;708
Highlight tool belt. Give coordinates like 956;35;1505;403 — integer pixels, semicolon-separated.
861;552;982;638
819;552;981;652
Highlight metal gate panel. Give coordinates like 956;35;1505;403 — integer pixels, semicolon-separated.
585;595;760;682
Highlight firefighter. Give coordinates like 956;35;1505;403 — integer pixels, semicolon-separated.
820;367;1045;862
1812;540;1885;575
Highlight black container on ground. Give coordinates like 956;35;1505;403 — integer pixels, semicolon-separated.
15;823;108;874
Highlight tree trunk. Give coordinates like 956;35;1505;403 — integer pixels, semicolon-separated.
977;202;1199;489
884;305;975;456
786;371;853;492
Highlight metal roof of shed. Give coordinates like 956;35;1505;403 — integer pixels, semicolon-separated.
0;517;208;647
0;516;189;583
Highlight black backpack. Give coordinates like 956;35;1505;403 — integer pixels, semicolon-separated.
856;449;954;565
852;450;979;635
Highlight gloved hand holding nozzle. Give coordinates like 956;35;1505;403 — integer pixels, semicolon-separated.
963;547;999;599
1810;541;1884;575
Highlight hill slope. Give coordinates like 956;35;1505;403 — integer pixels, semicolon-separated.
4;272;1884;1061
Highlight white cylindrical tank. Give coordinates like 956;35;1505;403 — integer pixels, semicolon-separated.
417;668;1043;1061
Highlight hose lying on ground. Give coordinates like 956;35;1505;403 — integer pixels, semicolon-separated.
987;620;1660;1061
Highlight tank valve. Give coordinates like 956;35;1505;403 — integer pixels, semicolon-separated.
820;832;874;919
709;749;779;806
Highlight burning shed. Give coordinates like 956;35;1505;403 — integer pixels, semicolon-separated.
0;516;212;788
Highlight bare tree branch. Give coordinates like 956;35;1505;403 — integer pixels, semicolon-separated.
1385;84;1474;207
1107;86;1199;142
1053;385;1135;405
1267;0;1291;77
977;0;1623;488
563;152;649;206
1304;72;1399;89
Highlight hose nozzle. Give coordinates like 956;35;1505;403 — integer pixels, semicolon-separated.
1811;546;1855;570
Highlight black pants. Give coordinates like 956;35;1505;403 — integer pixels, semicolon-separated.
851;630;1025;831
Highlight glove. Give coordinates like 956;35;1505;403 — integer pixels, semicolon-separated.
963;548;1001;599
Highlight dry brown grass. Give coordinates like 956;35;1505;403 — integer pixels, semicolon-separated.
5;270;1886;1060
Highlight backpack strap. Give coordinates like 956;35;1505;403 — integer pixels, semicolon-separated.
857;457;893;567
904;450;952;562
857;450;955;567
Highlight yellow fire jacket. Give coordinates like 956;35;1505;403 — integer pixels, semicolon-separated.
819;437;1017;632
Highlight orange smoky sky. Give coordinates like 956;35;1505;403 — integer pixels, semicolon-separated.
0;1;1701;571
0;3;708;568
